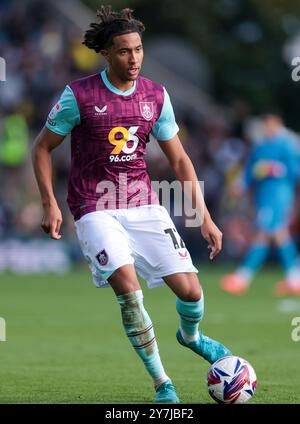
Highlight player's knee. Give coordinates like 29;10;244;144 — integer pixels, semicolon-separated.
178;286;202;302
272;229;290;245
182;293;201;302
175;278;202;302
187;278;202;301
108;264;140;295
255;232;270;244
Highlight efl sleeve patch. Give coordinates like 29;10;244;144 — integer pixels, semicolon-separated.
45;85;80;136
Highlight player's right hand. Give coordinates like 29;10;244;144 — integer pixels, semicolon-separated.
41;204;63;240
201;217;223;260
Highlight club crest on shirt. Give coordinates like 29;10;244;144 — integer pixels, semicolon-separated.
96;249;109;266
139;102;154;121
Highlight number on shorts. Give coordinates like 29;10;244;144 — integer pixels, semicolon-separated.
164;228;185;250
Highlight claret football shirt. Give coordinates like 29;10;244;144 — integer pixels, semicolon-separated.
46;69;179;219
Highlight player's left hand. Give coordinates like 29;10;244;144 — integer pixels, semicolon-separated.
201;218;223;260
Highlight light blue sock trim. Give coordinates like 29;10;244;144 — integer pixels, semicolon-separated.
176;294;204;338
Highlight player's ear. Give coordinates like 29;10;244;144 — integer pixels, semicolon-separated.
101;49;109;61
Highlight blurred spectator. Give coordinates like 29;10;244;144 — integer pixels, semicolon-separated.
0;0;100;239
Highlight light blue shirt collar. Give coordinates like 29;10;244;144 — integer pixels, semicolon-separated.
101;69;136;96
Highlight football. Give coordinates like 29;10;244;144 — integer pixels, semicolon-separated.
207;356;257;404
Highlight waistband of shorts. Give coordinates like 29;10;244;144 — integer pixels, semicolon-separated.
72;203;164;222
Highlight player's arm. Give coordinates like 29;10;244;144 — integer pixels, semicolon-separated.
32;127;65;240
158;135;222;260
32;85;80;240
152;88;221;259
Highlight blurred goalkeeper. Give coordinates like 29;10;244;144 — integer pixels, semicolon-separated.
221;113;300;296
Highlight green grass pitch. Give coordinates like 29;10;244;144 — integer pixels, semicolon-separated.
0;265;300;404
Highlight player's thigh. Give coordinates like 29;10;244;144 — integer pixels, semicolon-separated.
163;272;201;302
75;211;135;286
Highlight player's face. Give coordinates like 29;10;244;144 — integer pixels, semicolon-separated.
105;32;143;82
263;116;283;138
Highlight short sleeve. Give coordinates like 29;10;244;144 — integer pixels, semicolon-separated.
45;85;80;136
151;88;179;141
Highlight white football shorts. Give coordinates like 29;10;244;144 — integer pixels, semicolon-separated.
75;204;198;288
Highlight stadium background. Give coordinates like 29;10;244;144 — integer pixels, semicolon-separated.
1;0;300;404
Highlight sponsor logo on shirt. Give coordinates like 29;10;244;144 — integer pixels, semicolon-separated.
108;126;139;163
139;102;154;121
253;160;286;179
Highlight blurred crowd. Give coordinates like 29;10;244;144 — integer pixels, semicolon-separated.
0;0;101;238
1;0;300;262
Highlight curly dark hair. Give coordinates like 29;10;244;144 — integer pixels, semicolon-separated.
83;5;145;52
